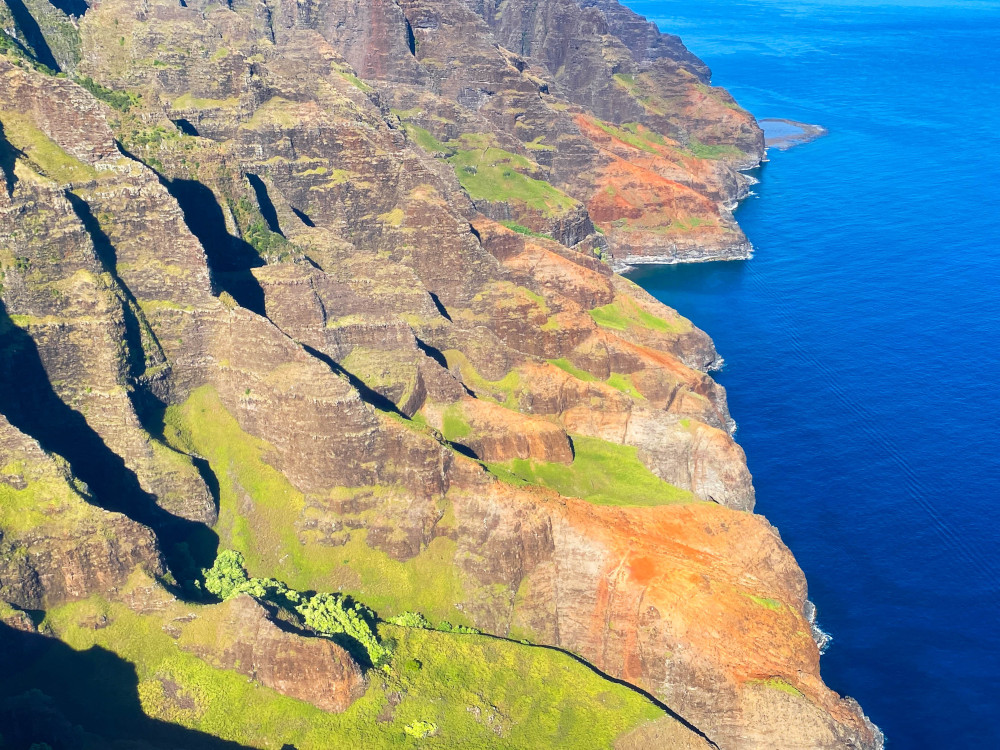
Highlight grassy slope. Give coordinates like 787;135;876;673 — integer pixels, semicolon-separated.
12;595;663;749
588;295;691;335
489;435;694;507
401;123;578;217
162;385;471;625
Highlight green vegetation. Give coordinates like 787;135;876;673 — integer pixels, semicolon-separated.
340;71;373;92
499;220;552;239
548;358;597;382
667;216;713;231
23;596;662;749
229;195;290;260
0;30;17;56
488;435;694;507
590;118;667;156
164;386;471;625
441;403;472;441
687;139;744;160
401;123;578;217
588;295;689;335
163;386;311;584
404;721;438;738
0;28;56;75
752;677;805;698
449;145;578;216
436;621;482;635
605;372;645;400
0;458;87;535
547;360;645;400
442;350;523;407
172;92;240;110
379;207;405;226
74;76;139;112
401;122;448;153
386;611;433;629
742;593;784;611
0;111;98;182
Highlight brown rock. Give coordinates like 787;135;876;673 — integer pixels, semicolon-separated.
180;595;366;713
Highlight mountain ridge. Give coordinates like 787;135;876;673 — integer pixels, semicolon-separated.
0;0;881;747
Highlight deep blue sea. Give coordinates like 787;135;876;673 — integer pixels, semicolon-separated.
621;1;1000;746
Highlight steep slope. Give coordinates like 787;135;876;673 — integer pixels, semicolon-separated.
1;1;880;748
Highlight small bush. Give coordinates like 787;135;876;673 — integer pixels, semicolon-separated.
74;76;138;112
387;611;432;629
403;721;437;739
202;549;250;600
437;621;481;635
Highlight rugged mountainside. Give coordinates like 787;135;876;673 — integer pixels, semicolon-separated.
0;1;880;748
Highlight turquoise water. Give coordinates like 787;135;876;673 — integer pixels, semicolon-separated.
621;1;1000;746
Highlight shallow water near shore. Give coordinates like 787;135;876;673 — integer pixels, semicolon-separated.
622;1;1000;746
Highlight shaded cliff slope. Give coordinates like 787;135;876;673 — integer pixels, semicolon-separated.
1;0;880;748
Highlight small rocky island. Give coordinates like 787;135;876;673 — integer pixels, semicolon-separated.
759;118;829;150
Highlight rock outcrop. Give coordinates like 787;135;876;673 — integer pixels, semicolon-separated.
0;1;880;748
179;594;367;714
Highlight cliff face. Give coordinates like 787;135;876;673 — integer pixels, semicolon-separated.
0;1;879;748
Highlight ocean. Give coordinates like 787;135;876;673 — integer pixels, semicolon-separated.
620;1;1000;746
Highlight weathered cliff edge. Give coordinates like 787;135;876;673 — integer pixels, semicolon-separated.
0;0;881;748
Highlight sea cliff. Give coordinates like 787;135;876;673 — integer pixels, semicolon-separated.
0;1;880;747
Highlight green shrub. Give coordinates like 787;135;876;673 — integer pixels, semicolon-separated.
403;721;437;739
203;549;251;600
437;621;481;635
297;593;392;667
387;611;433;629
74;76;138;112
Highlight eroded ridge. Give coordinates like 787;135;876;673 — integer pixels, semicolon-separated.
0;1;879;747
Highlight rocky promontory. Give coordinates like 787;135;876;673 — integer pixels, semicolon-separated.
1;0;878;748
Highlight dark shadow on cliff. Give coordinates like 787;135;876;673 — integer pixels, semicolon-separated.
0;299;219;584
161;177;267;315
64;192;161;409
0;120;21;196
2;0;60;72
119;162;267;316
0;622;253;750
414;336;448;369
172;118;199;137
535;640;719;748
246;173;283;236
290;206;315;227
300;343;480;458
427;291;452;322
46;0;89;17
300;343;405;417
461;627;720;749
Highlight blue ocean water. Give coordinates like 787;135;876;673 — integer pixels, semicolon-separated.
620;1;1000;746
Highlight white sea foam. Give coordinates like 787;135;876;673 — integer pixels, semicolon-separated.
804;599;833;654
